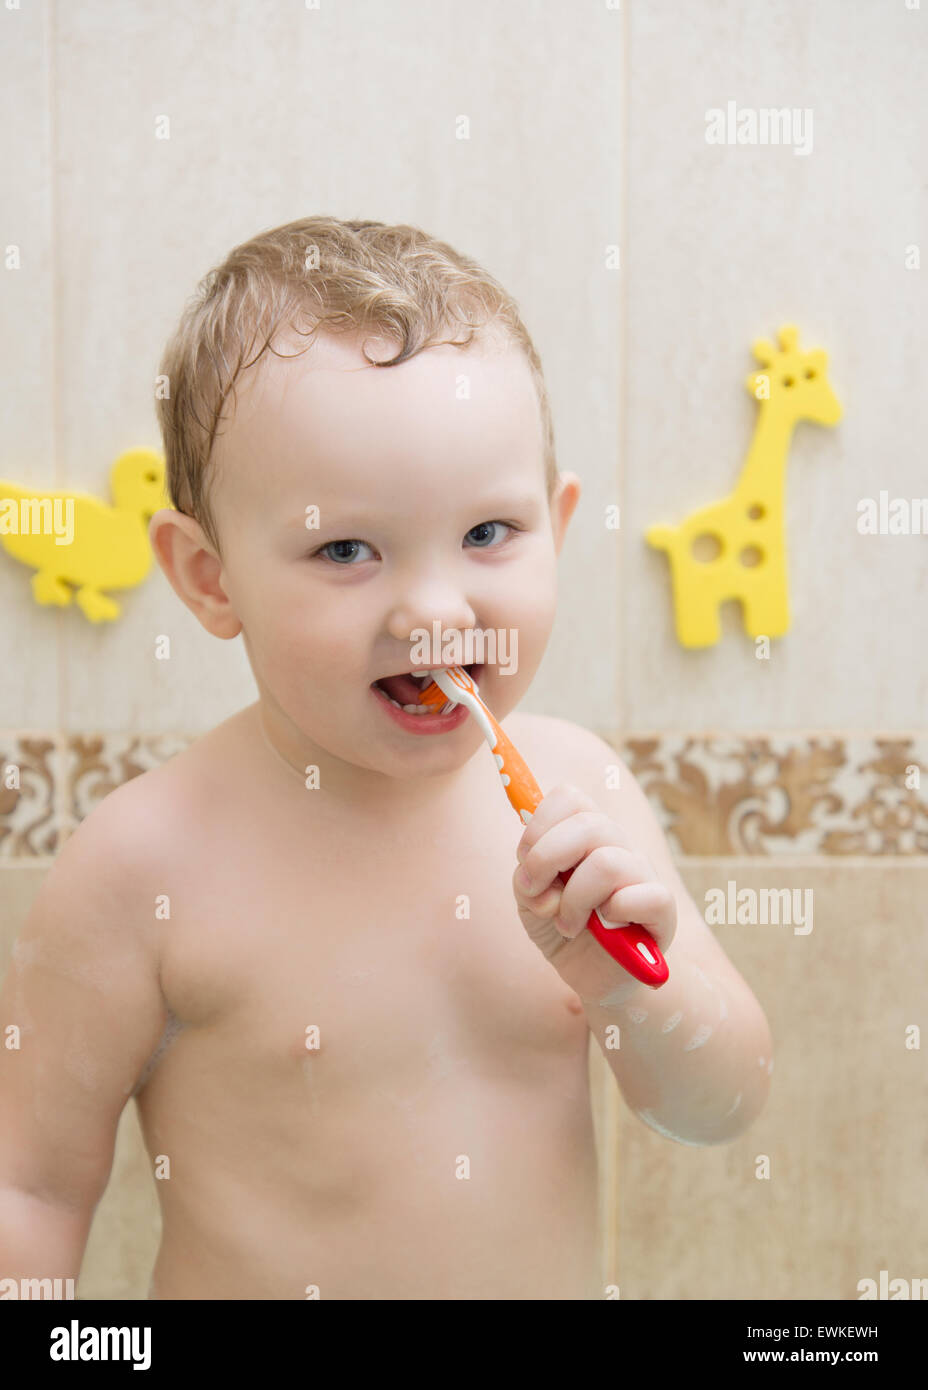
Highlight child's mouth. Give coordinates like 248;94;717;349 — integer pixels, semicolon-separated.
370;664;482;731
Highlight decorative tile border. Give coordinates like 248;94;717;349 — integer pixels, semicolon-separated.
0;737;66;856
67;734;192;825
0;734;193;858
1;732;926;859
624;736;928;856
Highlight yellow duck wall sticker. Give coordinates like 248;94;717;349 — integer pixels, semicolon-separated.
0;448;171;622
646;324;842;649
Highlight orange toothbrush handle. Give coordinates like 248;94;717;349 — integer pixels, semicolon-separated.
487;724;545;817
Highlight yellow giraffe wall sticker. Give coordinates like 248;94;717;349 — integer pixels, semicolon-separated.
646;325;842;649
0;449;171;622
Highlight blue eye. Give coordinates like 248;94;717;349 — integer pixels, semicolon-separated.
465;521;513;548
315;521;522;565
318;540;375;565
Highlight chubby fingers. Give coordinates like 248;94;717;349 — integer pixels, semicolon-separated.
512;862;563;924
580;856;677;954
512;859;574;963
516;805;632;900
546;841;675;949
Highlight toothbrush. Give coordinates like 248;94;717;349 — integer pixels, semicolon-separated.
418;666;669;988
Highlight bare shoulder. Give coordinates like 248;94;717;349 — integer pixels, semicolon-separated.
47;770;180;948
56;710;251;916
67;738;199;864
73;704;254;846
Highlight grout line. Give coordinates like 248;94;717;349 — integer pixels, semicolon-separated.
614;0;630;765
0;730;196;740
619;733;928;745
584;728;928;746
3;854;924;868
608;0;632;1300
602;1057;620;1294
675;855;928;867
0;859;59;869
47;1;70;844
4;853;925;865
47;0;61;491
2;726;928;741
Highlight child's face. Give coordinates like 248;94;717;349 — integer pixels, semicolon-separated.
202;328;579;785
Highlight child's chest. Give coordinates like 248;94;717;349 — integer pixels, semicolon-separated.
157;781;590;1090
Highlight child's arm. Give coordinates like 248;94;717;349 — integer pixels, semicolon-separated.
512;722;773;1147
0;789;169;1287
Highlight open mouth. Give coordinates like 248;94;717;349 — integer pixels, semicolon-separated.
370;663;482;714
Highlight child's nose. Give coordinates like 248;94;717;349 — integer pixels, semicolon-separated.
385;585;479;643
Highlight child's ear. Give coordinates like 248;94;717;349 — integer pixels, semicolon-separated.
148;508;242;639
549;472;581;556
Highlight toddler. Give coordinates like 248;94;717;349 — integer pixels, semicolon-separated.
0;217;772;1300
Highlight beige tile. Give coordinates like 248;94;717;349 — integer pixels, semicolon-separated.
0;865;49;966
62;591;257;736
614;861;928;1299
79;1103;160;1301
624;1;928;729
0;3;60;729
589;1034;621;1295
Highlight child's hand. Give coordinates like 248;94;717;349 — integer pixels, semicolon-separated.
512;784;677;1006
